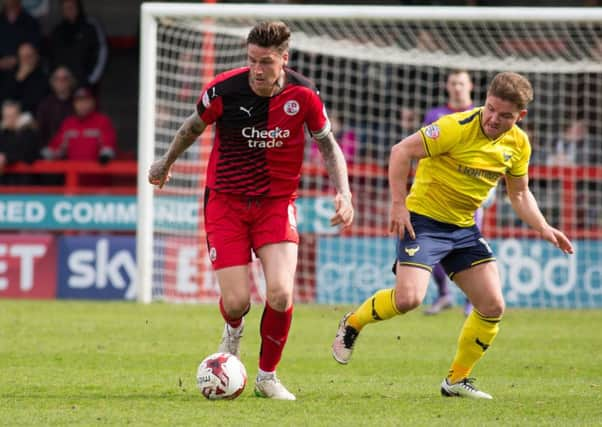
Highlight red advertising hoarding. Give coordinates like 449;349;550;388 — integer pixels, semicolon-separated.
0;234;57;299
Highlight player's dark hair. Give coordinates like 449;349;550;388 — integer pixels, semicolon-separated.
487;71;533;110
247;21;291;53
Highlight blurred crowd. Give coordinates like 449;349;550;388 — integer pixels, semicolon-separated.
1;0;600;189
0;0;114;185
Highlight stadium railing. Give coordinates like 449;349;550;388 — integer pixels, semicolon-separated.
1;160;138;195
2;160;598;239
301;163;602;240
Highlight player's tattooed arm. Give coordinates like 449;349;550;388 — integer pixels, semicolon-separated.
148;112;207;188
315;132;352;199
315;132;354;228
164;112;207;165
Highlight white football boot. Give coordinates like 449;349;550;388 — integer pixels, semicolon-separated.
440;378;493;399
254;373;296;401
217;320;244;358
332;312;360;364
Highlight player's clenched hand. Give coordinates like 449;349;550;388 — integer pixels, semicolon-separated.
148;157;172;189
330;192;354;229
389;201;414;239
541;226;574;255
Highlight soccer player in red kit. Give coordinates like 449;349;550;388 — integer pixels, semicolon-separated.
148;21;354;400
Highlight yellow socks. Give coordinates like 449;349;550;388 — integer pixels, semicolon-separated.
347;288;400;331
347;291;501;383
447;309;501;384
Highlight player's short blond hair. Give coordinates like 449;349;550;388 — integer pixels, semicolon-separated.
247;21;291;53
487;71;533;110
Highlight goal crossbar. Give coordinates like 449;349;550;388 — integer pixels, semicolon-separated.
142;3;602;23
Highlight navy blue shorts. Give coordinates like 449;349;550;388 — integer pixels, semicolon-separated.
393;212;495;279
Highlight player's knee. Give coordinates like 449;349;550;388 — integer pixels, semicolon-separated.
265;288;293;311
476;298;505;318
222;295;250;318
492;299;506;317
394;292;422;313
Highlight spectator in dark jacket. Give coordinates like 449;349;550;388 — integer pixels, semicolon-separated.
0;0;41;86
0;99;40;184
36;66;76;146
0;42;48;114
48;0;108;89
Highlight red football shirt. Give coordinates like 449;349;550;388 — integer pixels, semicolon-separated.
196;67;330;197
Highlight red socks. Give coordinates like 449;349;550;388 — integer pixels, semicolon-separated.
220;298;293;372
259;303;293;372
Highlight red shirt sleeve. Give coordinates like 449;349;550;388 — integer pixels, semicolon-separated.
196;79;224;125
304;89;330;139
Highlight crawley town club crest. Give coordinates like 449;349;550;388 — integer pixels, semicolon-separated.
284;100;300;116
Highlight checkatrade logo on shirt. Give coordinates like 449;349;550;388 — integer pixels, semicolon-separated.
242;126;290;148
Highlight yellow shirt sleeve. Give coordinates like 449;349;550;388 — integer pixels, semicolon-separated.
420;115;462;158
507;129;531;177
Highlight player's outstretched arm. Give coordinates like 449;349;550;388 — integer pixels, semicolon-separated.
314;132;354;229
505;174;574;254
148;112;207;189
388;132;426;239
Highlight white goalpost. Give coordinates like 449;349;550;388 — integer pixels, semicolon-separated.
137;3;602;308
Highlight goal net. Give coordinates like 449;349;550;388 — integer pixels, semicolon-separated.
137;4;602;308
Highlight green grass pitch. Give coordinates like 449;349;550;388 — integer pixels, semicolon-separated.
1;300;601;426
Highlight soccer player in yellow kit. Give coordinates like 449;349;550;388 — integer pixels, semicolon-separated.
332;72;574;399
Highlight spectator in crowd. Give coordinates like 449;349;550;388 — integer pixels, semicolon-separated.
396;106;420;140
521;122;548;166
0;42;48;115
0;99;40;184
548;118;597;166
0;0;41;86
43;86;116;164
356;106;420;168
422;69;475;316
48;0;108;90
36;66;76;147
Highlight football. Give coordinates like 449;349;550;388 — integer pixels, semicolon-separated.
196;352;247;400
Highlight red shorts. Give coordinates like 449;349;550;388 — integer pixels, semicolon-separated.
204;190;299;269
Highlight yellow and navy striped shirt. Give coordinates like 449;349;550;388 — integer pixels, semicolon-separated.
406;107;530;227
